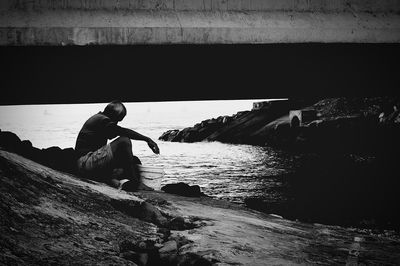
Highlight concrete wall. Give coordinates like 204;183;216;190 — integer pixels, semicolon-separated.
1;0;399;44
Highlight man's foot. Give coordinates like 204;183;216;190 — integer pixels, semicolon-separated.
137;183;154;191
108;178;121;188
119;179;139;192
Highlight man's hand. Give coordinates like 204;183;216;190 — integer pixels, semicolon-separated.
147;139;160;154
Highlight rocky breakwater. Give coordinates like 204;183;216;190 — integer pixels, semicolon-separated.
159;97;400;153
159;111;248;143
159;100;298;145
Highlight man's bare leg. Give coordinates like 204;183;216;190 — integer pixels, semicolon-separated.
110;136;153;191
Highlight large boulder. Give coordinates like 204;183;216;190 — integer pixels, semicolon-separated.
41;146;78;174
0;131;22;153
161;182;204;197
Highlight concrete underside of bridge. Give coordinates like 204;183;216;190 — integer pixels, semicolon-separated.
1;0;400;45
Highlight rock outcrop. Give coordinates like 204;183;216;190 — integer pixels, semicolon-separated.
258;97;400;153
0;129;78;174
159;97;400;154
1;149;400;265
159;100;297;145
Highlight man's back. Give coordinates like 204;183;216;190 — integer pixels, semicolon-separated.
75;112;120;158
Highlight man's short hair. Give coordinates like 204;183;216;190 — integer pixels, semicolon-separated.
103;101;127;121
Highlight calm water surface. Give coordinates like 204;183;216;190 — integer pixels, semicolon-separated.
0;100;298;203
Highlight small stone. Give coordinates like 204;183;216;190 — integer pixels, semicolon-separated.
179;243;193;252
193;220;206;227
171;235;192;248
94;236;109;243
157;228;171;240
159;240;178;253
168;216;185;230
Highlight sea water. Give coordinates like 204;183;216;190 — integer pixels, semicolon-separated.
0;100;297;203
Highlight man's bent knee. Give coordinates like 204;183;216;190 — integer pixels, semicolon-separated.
110;136;133;159
111;136;131;150
115;136;131;146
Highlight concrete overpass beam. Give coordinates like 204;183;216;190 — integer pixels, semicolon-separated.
1;0;400;12
0;0;399;44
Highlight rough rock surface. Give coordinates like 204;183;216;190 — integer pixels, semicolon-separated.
1;149;400;265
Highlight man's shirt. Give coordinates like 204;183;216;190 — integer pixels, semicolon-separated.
75;112;122;158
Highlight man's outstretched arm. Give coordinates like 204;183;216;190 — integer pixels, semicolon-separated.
118;127;160;154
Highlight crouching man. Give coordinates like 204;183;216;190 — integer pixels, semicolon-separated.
75;100;160;191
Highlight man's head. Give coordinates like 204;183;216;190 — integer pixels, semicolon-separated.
103;101;127;122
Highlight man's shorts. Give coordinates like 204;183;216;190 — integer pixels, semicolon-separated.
77;144;114;178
